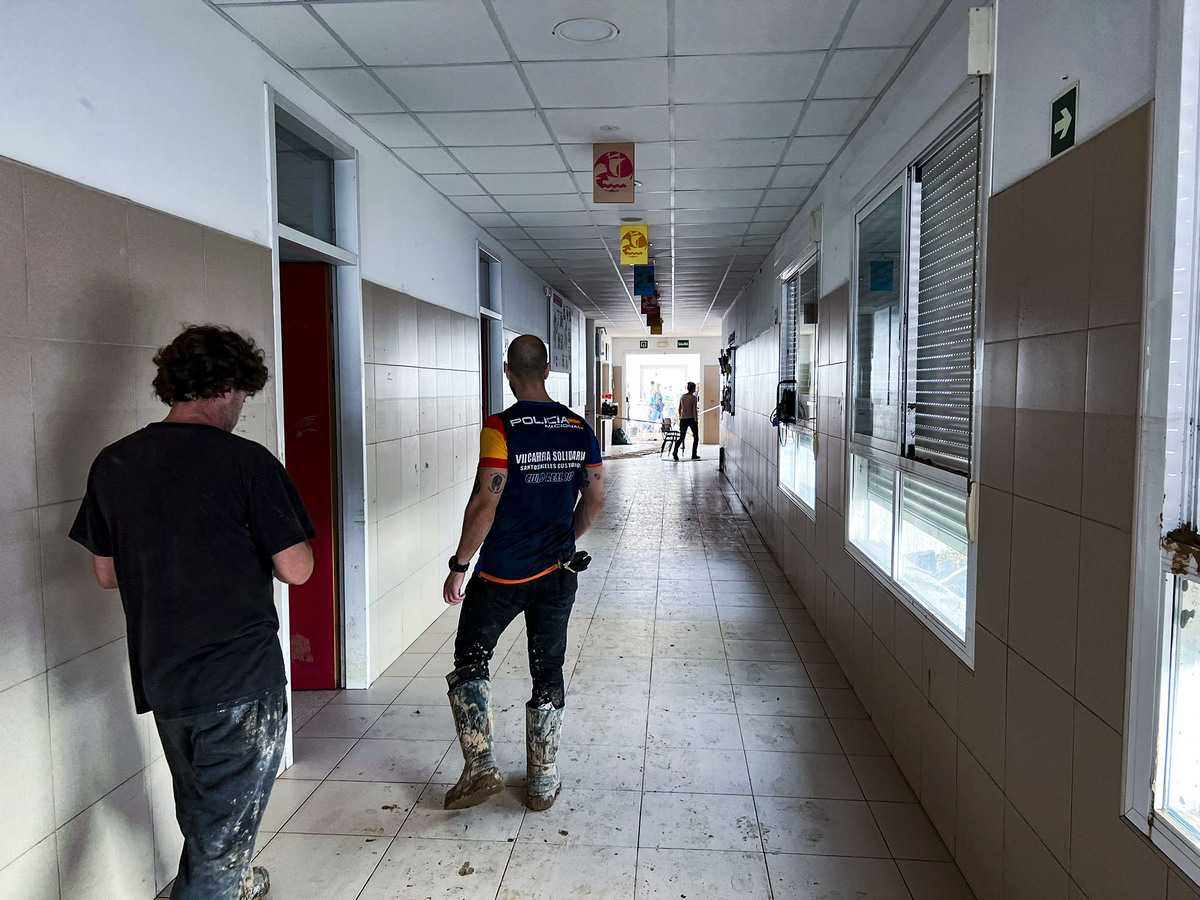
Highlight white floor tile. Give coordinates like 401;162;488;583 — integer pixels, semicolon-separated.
498;844;636;900
283;780;421;836
251;833;385;899
639;791;762;852
358;838;512;900
516;788;641;847
636;848;773;899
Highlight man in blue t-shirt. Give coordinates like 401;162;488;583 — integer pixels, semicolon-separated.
441;335;604;812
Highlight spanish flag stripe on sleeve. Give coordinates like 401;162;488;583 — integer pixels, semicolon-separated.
479;415;508;469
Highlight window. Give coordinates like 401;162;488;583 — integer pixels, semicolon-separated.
848;98;983;653
1126;1;1200;877
275;123;335;245
779;253;819;511
478;249;500;314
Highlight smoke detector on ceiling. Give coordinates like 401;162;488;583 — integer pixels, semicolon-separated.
553;18;619;43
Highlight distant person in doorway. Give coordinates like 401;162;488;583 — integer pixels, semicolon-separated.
675;381;701;460
651;383;665;422
442;335;605;812
69;326;316;900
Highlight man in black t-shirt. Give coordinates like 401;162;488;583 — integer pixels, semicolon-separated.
70;326;315;900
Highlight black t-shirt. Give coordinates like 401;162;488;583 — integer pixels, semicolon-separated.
69;422;316;719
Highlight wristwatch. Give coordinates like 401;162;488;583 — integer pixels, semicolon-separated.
447;555;470;573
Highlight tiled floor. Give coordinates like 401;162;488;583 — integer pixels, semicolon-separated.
168;450;975;899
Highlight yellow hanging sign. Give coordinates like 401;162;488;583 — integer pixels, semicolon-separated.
620;224;649;265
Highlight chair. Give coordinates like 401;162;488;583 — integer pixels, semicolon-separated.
659;417;681;458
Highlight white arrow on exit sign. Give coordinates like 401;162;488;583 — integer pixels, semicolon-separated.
1054;107;1073;140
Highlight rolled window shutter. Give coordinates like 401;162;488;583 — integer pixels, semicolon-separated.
911;100;982;474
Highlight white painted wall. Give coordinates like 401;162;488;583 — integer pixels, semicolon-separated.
0;0;551;334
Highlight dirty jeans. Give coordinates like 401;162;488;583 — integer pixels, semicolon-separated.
677;418;699;456
155;688;288;900
449;569;577;709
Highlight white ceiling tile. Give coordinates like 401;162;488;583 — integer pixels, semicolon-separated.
675;167;775;191
675;222;750;237
782;135;845;165
627;170;671;192
743;233;783;245
375;64;531;112
301;68;401;113
454;195;503;213
512;211;594;227
538;238;605;251
754;207;794;222
493;0;668;60
564;142;671;171
773;164;826;188
797;98;874;135
425;174;486;195
615;192;673;211
746;220;786;234
554;249;612;259
524;59;668;108
674;102;802;141
841;0;941;48
393;148;465;174
477;172;579;194
544;106;670;144
675;139;786;168
675;189;765;209
674;207;757;224
498;194;586;212
450;145;565;173
814;47;908;99
224;5;356;68
472;212;518;227
312;0;509;65
675;0;851;54
354;113;436;147
418;110;552;146
675;54;823;104
487;227;531;239
523;226;599;240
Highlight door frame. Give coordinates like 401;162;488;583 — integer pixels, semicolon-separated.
266;88;371;704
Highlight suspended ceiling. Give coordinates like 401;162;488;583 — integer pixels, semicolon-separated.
204;0;948;336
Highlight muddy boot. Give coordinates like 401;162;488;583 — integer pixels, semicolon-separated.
526;703;564;811
241;866;270;899
444;679;504;810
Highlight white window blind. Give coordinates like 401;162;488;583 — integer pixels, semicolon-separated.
909;100;983;474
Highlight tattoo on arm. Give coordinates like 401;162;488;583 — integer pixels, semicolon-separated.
471;474;482;498
488;473;505;494
581;470;591;490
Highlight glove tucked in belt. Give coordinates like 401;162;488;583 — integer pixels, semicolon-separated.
557;549;592;573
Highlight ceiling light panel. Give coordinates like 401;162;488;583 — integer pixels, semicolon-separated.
543;106;671;144
302;68;401;114
674;0;850;54
674;54;823;104
355;113;436;147
225;5;355;68
312;0;509;66
417;111;552;146
493;0;667;60
524;59;669;108
375;64;532;112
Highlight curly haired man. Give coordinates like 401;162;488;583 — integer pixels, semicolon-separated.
69;325;316;900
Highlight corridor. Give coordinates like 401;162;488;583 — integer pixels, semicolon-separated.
229;451;972;900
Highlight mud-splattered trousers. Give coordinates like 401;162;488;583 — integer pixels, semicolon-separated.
155;687;287;900
449;569;577;709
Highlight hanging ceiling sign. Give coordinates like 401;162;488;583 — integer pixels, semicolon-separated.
593;142;635;203
650;323;664;335
633;264;656;296
1050;83;1078;160
641;297;660;315
620;224;649;265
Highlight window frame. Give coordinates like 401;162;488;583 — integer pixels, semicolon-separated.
778;246;821;517
845;90;987;667
1125;0;1200;881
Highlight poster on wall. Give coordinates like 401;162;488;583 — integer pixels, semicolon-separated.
549;292;573;373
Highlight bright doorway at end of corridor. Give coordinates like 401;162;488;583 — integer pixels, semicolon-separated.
621;352;702;447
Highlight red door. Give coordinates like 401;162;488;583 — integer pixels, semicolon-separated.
280;262;339;689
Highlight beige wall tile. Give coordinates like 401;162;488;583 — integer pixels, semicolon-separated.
0;509;44;694
957;744;1003;900
1070;704;1167;900
39;501;127;669
0;835;58;900
1085;325;1141;418
56;772;156;899
126;205;206;348
923;631;959;731
1081;414;1137;530
1017;331;1087;414
23;169;132;345
1002;800;1069;900
920;705;957;852
201;229;272;346
983;185;1022;344
975;485;1012;642
1075;519;1133;733
979;405;1015;493
1005;651;1074;866
0;676;55;870
147;755;183;892
894;605;923;684
893;673;924;793
1008;497;1080;692
957;626;1007;788
1013;407;1084;514
0;159;29;339
31;340;140;507
48;639;147;825
0;339;36;515
1169;871;1200;900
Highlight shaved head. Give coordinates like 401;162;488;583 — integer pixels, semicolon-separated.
507;335;548;382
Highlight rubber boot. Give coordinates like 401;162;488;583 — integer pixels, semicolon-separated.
444;680;504;810
526;703;564;811
241;866;270;899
